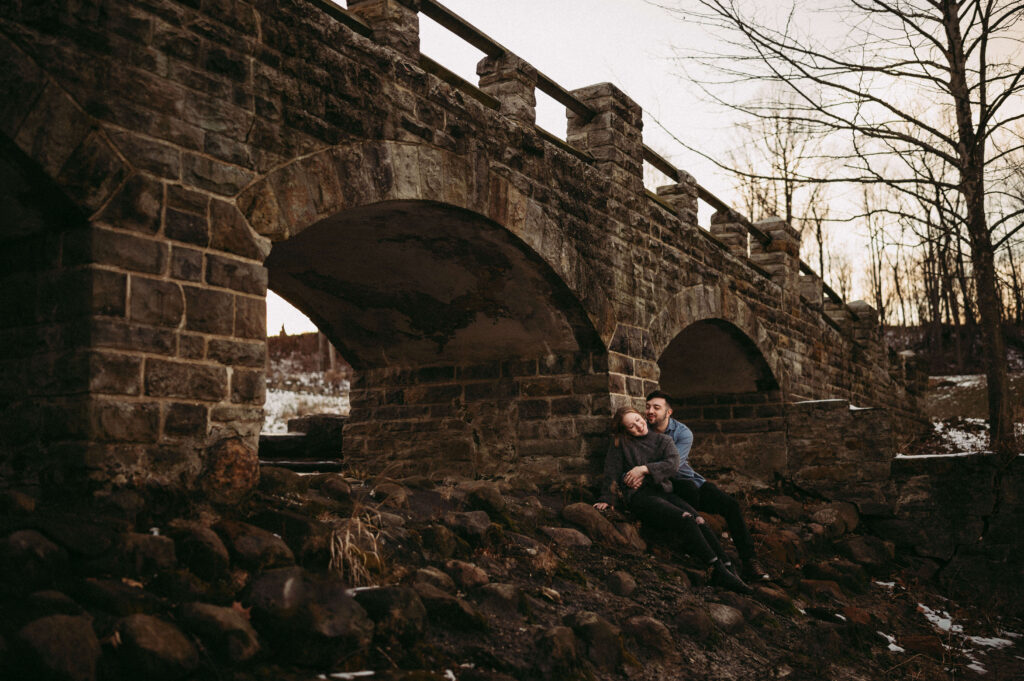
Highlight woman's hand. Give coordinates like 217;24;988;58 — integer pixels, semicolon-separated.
622;465;649;489
593;502;609;511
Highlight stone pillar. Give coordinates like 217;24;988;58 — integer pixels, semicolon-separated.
824;300;853;336
749;216;800;291
347;0;420;59
477;53;538;125
799;272;824;310
708;210;748;258
848;300;883;360
566;83;644;195
655;171;699;226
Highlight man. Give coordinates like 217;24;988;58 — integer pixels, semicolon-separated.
645;390;770;582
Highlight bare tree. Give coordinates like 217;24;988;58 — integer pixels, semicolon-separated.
657;0;1024;458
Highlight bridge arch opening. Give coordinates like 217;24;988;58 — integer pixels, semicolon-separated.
656;319;786;481
264;199;609;478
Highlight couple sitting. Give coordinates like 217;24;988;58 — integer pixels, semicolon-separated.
593;391;769;594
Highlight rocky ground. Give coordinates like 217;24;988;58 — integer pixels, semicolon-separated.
1;467;1021;681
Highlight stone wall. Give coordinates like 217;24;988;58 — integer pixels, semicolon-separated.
345;351;610;479
872;455;1023;605
785;400;896;511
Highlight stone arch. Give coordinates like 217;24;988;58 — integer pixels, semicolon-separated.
647;284;787;480
235;139;617;347
240;140;617;477
648;283;785;397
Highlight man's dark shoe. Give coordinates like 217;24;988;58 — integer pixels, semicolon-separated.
742;557;770;582
711;562;752;594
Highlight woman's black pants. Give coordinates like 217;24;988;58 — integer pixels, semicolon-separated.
627;487;727;565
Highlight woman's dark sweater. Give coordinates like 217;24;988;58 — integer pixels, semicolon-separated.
599;430;679;506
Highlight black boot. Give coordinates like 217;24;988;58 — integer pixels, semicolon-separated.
710;561;752;594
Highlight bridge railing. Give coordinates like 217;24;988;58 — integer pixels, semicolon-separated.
323;0;860;329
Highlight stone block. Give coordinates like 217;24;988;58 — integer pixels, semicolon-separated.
183;153;253;196
15;83;91;177
91;319;176;355
108;130;182;179
145;359;227;401
208;339;264;367
233;295;266;340
183;286;234;335
170;246;203;282
210;199;269;260
91;400;160;442
88;351;142;395
205;254;266;295
95;174;164;235
164;403;208;437
130;277;183;326
88;269;128;317
231;368;265;403
165;207;209;246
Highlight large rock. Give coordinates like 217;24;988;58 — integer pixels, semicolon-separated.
535;625;578;676
673;605;715;641
246;567;373;666
707;602;746;633
116;614;200;680
215;520;294;571
622;615;675;658
16;615;101;681
0;529;69;589
442;510;494;544
118;532;177;577
170;524;230;582
200;437;259;505
607;570;636;597
413;566;456;593
505;533;559;575
462;480;507;516
353;585;427;646
561;503;633;548
539;526;592;548
412;581;486;630
563;610;622;672
179;602;260;663
444;559;489;589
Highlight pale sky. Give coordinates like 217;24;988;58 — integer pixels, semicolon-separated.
268;1;787;333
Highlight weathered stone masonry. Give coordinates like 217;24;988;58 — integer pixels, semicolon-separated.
0;0;923;497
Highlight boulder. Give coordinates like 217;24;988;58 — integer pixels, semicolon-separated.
444;559;489;589
372;482;409;508
419;524;463;559
75;578;165;616
413;566;456;593
118;532;177;577
462;481;507;516
475;583;521;615
707;602;745;633
505;533;559;575
442;511;494;544
539;526;592;548
25;590;87;620
318;474;352;501
673;605;715;641
200;437;259;506
116;614;200;680
171;524;230;582
16;615;101;681
0;529;69;589
179;602;260;664
353;586;427;646
563;610;622;672
535;625;578;676
258;466;308;495
560;503;631;547
623;615;675;658
215;520;294;571
412;581;486;630
607;570;637;597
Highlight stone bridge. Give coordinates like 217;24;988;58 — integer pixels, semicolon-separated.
0;0;922;501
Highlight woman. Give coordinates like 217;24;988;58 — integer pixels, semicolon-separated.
593;407;751;594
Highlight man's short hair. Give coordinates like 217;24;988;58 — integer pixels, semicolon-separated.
645;390;674;409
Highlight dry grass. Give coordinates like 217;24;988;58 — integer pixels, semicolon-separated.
326;502;388;586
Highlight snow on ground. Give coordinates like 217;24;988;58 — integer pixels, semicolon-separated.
262;386;350;434
916;603;1018;675
933;374;987;389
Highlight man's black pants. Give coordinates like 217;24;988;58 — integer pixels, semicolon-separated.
671;479;755;560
